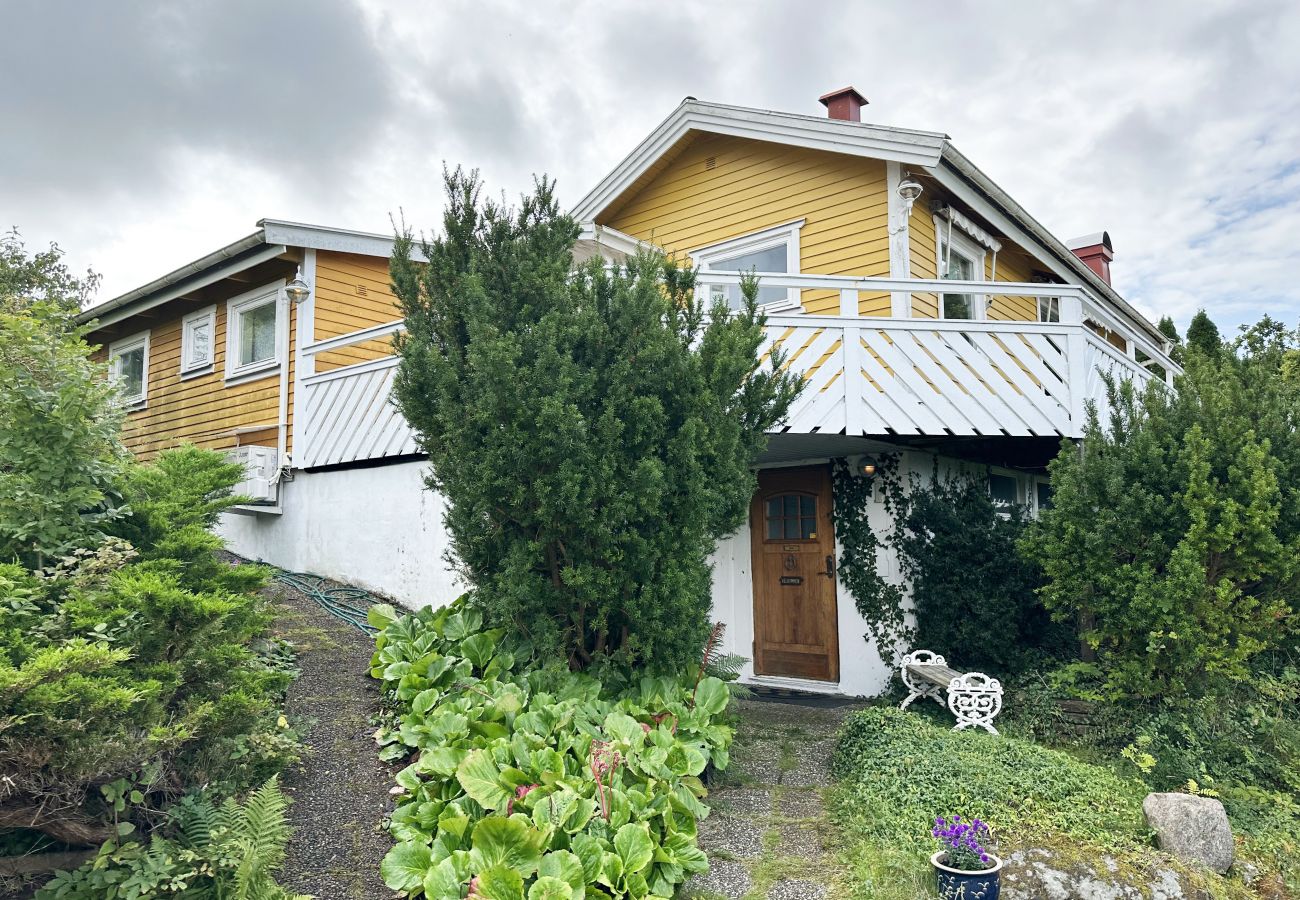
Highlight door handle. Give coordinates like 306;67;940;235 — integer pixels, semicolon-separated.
823;554;836;579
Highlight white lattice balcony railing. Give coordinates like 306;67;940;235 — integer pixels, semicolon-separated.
293;274;1177;468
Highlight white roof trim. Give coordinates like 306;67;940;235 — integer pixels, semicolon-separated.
575;223;658;257
571;99;947;223
260;218;426;262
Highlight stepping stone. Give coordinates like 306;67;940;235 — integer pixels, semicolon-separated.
767;879;829;899
681;859;753;899
778;739;836;787
697;813;766;859
775;789;824;820
774;823;826;861
710;787;773;818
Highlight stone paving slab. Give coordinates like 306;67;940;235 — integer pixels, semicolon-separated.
710;787;774;818
767;879;829;900
697;813;767;860
682;858;754;899
774;824;828;861
775;789;824;820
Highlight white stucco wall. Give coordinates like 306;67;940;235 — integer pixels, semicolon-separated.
218;460;464;609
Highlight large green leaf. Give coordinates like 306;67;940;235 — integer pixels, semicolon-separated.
569;832;605;883
528;876;574;900
603;712;645;746
692;677;729;715
469;816;544;877
379;840;432;892
457;749;513;810
367;603;401;630
475;865;526;900
418;746;467;776
614;823;653;874
538;849;585;890
459;631;498;669
423;855;468;898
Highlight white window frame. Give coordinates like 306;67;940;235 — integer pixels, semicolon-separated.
691;219;804;312
933;216;987;320
108;330;150;408
1030;476;1053;517
988;468;1023;516
1037;296;1060;323
180;304;217;378
225;281;287;385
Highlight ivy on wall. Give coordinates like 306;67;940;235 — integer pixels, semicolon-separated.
829;455;912;665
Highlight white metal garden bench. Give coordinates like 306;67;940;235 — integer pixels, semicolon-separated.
899;650;1003;734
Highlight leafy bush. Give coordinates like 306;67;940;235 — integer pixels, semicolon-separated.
370;596;733;899
390;170;800;670
37;778;306;899
1025;318;1300;700
0;448;298;850
890;471;1070;674
0;231;129;569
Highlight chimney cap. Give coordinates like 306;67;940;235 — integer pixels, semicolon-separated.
1065;231;1113;253
819;86;869;107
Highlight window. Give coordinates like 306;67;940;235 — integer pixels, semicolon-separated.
181;305;216;376
934;216;987;320
694;219;803;311
1034;479;1053;513
109;331;149;406
1037;296;1060;323
225;284;284;382
765;493;818;540
989;472;1020;508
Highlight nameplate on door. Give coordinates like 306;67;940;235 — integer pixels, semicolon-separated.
779;576;803;586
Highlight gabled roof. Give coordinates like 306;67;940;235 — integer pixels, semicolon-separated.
572;98;1163;345
77;219;412;329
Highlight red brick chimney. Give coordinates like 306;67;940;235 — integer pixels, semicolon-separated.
819;86;868;122
1066;231;1114;285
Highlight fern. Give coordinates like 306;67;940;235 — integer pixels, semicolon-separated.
36;778;306;900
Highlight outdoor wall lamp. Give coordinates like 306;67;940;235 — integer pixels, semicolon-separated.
897;177;924;217
285;267;311;305
849;455;878;479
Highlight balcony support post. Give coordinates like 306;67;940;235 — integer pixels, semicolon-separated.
842;323;862;437
839;288;857;317
1061;291;1089;432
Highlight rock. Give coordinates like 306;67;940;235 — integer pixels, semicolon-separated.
1000;848;1206;900
1142;792;1235;874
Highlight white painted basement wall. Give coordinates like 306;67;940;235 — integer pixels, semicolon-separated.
218;460;466;609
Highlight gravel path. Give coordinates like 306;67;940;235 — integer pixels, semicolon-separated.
681;694;864;900
264;577;395;899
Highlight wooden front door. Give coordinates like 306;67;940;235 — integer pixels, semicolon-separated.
750;466;840;681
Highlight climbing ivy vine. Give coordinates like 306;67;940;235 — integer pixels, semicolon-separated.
829;455;911;665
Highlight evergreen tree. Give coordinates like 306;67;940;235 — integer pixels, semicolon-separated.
1186;308;1222;355
391;170;801;669
1025;321;1300;699
1157;315;1180;343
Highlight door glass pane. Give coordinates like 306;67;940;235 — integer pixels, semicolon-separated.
240;302;277;365
785;518;799;539
709;243;788;307
116;347;144;399
764;492;818;541
767;517;782;540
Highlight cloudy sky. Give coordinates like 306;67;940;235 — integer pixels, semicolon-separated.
4;0;1298;333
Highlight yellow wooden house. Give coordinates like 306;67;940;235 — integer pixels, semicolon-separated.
80;88;1176;696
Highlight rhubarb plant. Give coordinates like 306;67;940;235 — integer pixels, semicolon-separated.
370;597;733;899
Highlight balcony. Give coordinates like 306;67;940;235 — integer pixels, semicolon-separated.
295;274;1176;469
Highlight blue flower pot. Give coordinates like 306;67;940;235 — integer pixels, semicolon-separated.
931;851;1001;899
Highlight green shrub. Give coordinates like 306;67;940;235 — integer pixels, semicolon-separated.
370;596;733;899
390;170;800;670
832;707;1149;855
0;231;129;569
0;448;298;851
891;472;1071;674
37;778;306;900
1024;317;1300;700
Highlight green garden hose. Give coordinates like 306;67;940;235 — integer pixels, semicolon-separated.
272;570;379;635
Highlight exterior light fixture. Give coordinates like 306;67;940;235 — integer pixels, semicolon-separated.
285;267;311;305
849;455;878;479
897;178;924;217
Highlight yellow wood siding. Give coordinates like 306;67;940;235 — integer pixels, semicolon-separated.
103;294;294;461
602;134;893;316
908;194;1041;321
313;251;402;371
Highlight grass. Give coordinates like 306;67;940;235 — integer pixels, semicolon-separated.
829;704;1256;900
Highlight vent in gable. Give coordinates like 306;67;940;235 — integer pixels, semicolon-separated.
355;284;368;298
704;155;717;171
